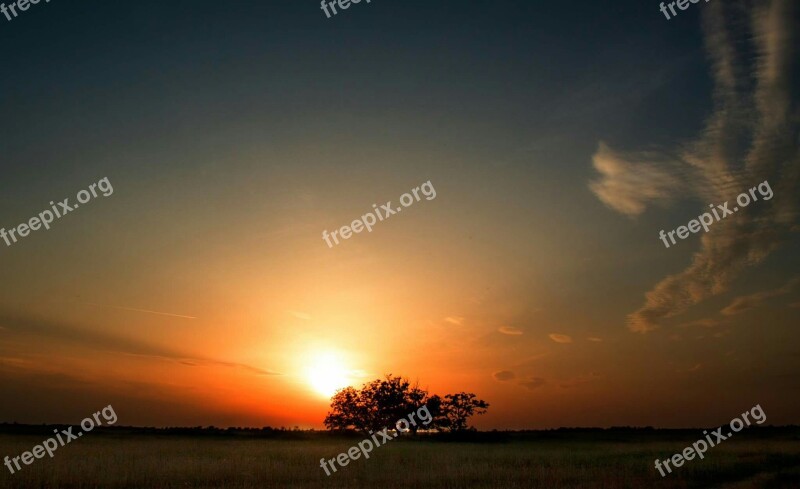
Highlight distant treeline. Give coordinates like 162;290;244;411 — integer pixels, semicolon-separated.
0;424;320;439
1;423;797;443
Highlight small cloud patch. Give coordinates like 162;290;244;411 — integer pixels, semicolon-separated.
549;333;573;344
493;370;516;381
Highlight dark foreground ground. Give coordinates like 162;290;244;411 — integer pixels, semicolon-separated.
0;426;798;488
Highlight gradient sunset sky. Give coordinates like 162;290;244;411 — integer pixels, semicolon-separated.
1;0;798;429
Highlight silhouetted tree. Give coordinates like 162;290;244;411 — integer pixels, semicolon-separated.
323;375;489;434
439;392;490;432
424;394;449;431
359;375;412;431
404;382;429;435
323;386;368;432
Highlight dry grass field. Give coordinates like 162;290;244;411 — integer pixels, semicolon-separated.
1;429;799;489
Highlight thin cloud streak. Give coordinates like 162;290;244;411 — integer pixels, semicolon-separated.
0;313;280;376
84;303;197;319
721;277;799;315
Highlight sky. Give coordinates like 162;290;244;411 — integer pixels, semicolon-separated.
0;0;798;430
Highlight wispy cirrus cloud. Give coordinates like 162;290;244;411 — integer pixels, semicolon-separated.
84;303;196;319
498;326;523;335
677;363;703;373
721;277;799;315
286;310;312;320
0;313;280;376
444;316;465;325
589;0;800;333
679;318;721;329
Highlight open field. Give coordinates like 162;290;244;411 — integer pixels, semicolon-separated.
1;429;799;489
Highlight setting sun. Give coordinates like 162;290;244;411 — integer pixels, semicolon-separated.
306;351;353;398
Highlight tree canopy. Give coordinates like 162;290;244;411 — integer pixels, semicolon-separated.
323;375;489;434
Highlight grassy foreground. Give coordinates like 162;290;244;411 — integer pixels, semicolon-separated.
0;430;799;488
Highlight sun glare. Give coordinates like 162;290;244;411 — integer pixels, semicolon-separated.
306;351;352;398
